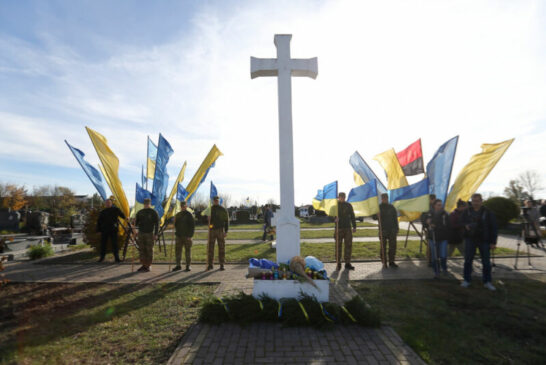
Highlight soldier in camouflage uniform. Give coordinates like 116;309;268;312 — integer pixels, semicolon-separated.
207;196;229;271
135;198;159;272
173;201;195;272
335;192;357;271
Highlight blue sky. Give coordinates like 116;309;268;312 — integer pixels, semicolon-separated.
1;0;545;205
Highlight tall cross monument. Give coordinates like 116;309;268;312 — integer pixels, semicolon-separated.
251;34;318;264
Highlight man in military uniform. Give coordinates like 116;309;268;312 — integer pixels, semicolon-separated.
135;198;159;272
207;196;229;271
335;192;357;271
379;193;399;268
173;201;195;272
96;198;126;262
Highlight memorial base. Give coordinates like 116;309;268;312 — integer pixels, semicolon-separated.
252;279;329;302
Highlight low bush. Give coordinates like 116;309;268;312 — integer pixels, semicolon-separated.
27;243;54;260
484;197;520;228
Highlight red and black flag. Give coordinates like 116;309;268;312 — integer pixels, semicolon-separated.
396;139;424;176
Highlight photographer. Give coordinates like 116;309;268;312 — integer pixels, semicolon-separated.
424;199;450;278
461;194;498;291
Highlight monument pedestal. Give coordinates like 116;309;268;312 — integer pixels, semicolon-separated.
253;278;329;302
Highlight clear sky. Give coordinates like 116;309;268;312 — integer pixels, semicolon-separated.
1;0;545;206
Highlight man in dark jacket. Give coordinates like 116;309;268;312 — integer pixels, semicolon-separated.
379;193;399;268
262;205;273;241
207;196;229;271
461;193;498;291
96;198;126;262
448;200;467;257
135;198;159;272
424;199;450;277
173;201;195;272
335;192;357;271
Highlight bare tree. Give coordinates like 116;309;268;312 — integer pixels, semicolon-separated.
218;193;231;208
504;179;528;203
518;170;543;200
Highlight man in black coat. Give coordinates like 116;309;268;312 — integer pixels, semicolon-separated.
461;193;498;291
96;199;126;262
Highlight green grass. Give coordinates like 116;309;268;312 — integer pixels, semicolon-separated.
39;241;517;265
353;277;546;364
168;227;410;240
198;221;378;230
0;282;216;365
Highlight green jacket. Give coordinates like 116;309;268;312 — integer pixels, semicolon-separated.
379;203;398;234
338;201;356;229
135;208;159;235
210;205;229;232
175;210;195;237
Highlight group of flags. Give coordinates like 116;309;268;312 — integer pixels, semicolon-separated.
65;127;223;227
314;137;514;219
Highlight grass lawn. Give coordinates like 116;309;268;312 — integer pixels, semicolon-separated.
39;242;516;264
167;227;411;240
353;277;546;364
193;221;378;230
0;282;216;364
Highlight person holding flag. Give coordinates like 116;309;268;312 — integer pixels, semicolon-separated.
207;196;229;271
173;200;195;272
379;193;399;268
96;198;126;263
135;198;160;272
335;192;357;271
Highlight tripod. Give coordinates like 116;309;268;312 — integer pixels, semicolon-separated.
514;219;543;270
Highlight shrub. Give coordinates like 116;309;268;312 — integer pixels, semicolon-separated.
484;196;520;228
27;243;54;260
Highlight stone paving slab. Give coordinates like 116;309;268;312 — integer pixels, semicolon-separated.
167;323;425;365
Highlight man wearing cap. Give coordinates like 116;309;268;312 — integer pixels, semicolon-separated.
135;198;159;272
173;200;195;272
207;196;229;270
96;198;126;262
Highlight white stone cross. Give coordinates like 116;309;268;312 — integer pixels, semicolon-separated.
251;34;318;264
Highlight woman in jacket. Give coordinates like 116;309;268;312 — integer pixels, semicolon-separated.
425;199;450;278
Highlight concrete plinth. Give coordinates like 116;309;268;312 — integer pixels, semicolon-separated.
252;278;329;302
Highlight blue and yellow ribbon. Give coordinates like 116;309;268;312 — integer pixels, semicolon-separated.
341;305;357;323
216;297;229;314
277;300;282;318
319;302;335;323
298;301;309;322
257;299;264;311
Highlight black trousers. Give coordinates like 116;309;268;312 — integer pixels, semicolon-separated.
100;230;120;260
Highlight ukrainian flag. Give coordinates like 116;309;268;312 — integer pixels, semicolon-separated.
389;178;430;213
131;183;154;218
312;181;338;217
147;136;158;180
348;180;379;216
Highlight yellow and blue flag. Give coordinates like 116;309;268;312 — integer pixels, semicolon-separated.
349;151;387;194
312;181;338;216
445;139;514;212
86;127;130;218
426;136;458;206
389;178;430;213
65;140;109;201
161;161;187;225
373;148;408;190
348;180;379;216
185;145;223;204
141;164;146;188
151;134;174;218
131;183;154;218
146;136;158;180
202;181;223;216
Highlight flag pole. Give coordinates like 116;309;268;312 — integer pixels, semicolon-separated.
377;183;386;267
169;208;175;272
335;182;340;269
146;136;149;191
